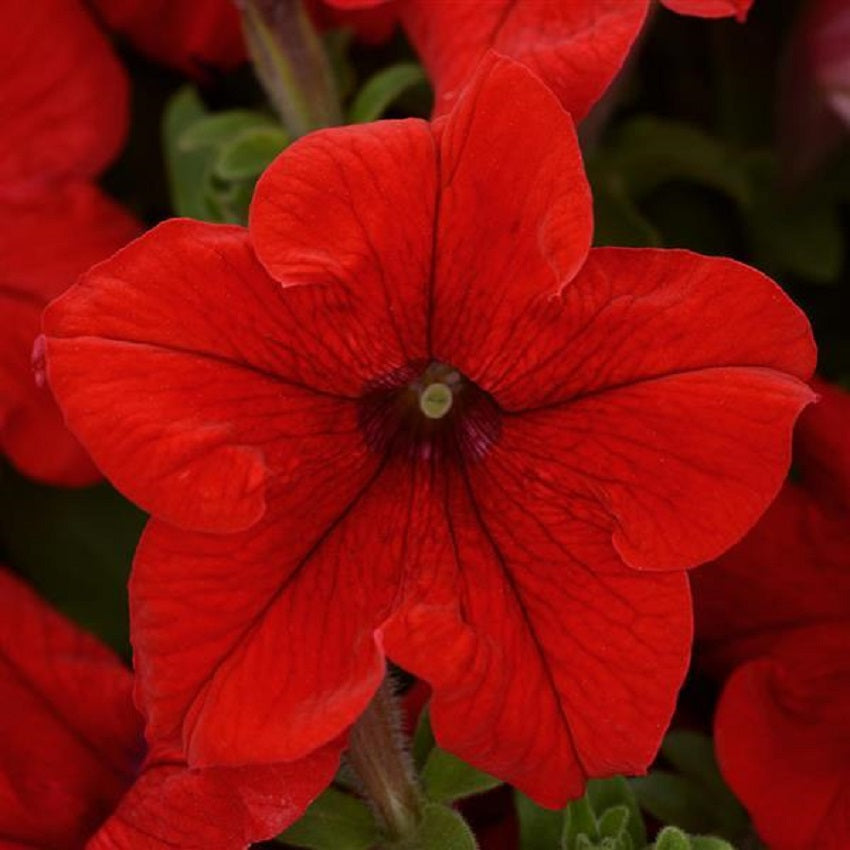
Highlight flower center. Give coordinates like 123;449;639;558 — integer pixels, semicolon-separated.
358;361;500;461
419;381;453;419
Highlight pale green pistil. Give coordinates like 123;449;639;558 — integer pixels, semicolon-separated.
419;382;454;419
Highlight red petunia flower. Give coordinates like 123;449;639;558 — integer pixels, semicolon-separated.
714;622;850;850
354;0;754;119
692;380;850;675
42;56;815;807
396;0;650;119
0;0;139;485
0;568;340;850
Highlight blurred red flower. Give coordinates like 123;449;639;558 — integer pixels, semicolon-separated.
43;55;814;807
0;569;340;850
715;623;850;850
91;0;397;77
692;381;850;850
0;0;139;484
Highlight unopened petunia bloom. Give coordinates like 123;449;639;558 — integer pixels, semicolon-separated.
43;56;814;806
0;568;340;850
0;0;138;484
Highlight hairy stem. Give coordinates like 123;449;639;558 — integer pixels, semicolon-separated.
236;0;342;136
347;679;423;842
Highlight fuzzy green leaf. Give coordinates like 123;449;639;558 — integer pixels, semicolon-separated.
214;126;289;181
413;803;478;850
422;747;501;804
278;787;379;850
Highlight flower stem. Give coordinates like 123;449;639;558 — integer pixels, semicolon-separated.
347;679;423;843
236;0;342;136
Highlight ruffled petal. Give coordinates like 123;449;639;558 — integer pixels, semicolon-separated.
399;0;648;118
382;463;691;807
88;748;341;850
431;55;592;378
251;118;435;383
130;459;427;766
43;220;377;532
0;0;128;184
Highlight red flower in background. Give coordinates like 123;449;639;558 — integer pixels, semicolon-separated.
714;623;850;850
347;0;754;119
91;0;247;76
692;381;850;675
91;0;397;77
0;569;340;850
0;0;138;485
43;56;814;807
805;0;850;126
692;382;850;850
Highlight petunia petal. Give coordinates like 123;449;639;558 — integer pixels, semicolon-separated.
43;220;376;533
251;118;435;382
715;623;850;850
88;750;341;850
0;569;141;850
1;182;138;485
0;0;128;185
382;462;691;808
661;0;753;22
451;248;815;413
130;459;424;766
431;55;592;376
692;380;850;674
399;0;649;119
91;0;246;77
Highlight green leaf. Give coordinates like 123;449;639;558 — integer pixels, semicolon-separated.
421;747;501;804
651;827;736;850
690;838;736;850
178;110;277;151
278;787;379;850
516;791;564;850
654;827;692;850
413;803;478;850
590;174;662;247
349;63;428;124
162;86;217;220
607;117;752;204
412;706;436;772
0;464;145;656
632;732;748;840
745;152;843;284
587;778;646;849
564;797;599;849
214;126;290;181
